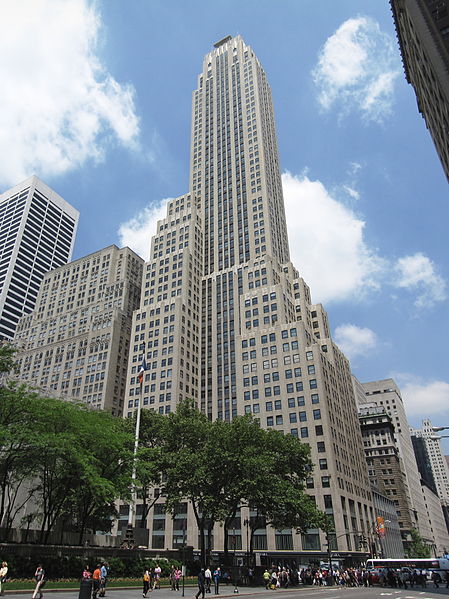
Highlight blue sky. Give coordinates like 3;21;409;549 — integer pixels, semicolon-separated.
1;0;449;448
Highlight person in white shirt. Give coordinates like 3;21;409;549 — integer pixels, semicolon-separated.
204;567;212;593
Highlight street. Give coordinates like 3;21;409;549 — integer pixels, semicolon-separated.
11;586;449;599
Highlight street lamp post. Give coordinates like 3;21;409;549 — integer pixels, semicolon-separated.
182;522;186;597
243;518;250;568
232;527;238;594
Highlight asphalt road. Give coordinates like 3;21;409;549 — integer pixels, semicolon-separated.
14;585;449;599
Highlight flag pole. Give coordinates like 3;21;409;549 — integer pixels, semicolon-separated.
125;359;145;546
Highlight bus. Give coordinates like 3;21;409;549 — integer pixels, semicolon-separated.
366;558;449;573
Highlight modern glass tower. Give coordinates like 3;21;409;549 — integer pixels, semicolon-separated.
124;36;375;561
0;176;79;340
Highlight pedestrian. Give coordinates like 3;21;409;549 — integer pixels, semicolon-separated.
143;569;151;598
213;567;221;594
263;569;270;590
0;562;7;596
195;569;205;599
204;567;211;593
431;571;441;588
32;565;45;599
174;567;181;591
99;563;108;597
92;564;101;599
83;566;92;580
247;568;254;586
153;564;161;590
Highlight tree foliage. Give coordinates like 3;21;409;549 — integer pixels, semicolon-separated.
0;345;135;543
406;528;431;558
138;399;323;565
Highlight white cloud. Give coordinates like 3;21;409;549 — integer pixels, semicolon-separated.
282;171;383;303
0;0;140;186
282;172;447;308
395;375;449;418
394;252;447;307
312;16;400;122
334;324;378;361
118;199;170;260
343;185;360;201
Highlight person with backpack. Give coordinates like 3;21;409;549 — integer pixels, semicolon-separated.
143;569;151;598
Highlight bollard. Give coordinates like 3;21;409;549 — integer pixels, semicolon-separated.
79;577;93;599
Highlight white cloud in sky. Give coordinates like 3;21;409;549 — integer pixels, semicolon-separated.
393;253;447;307
282;171;383;303
282;172;447;309
312;16;400;122
394;374;449;418
334;324;378;361
118;198;170;260
343;185;360;201
0;0;140;186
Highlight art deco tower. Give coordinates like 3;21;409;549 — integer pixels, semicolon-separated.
124;37;375;559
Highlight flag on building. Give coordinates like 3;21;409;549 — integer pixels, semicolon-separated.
137;357;147;385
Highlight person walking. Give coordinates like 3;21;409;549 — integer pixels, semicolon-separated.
92;565;101;599
99;563;108;597
32;565;45;599
263;569;270;590
195;569;206;599
431;571;441;588
0;562;7;597
173;567;181;592
204;567;212;593
143;569;151;598
153;564;161;590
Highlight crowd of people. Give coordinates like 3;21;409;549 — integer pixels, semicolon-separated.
261;565;449;589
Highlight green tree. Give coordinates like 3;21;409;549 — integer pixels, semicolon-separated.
64;407;135;544
158;400;225;565
134;409;167;528
406;528;431;557
0;384;41;540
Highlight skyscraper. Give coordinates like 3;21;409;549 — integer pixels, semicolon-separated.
124;36;374;562
390;0;449;181
0;176;79;340
356;378;436;549
14;245;144;416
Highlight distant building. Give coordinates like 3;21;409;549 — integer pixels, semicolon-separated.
14;245;143;416
371;487;405;558
354;378;434;548
411;419;449;536
421;481;449;555
358;403;411;554
411;419;449;505
390;0;449;181
0;176;79;339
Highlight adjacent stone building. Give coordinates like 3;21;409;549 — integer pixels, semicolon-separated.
390;0;449;181
14;245;143;416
